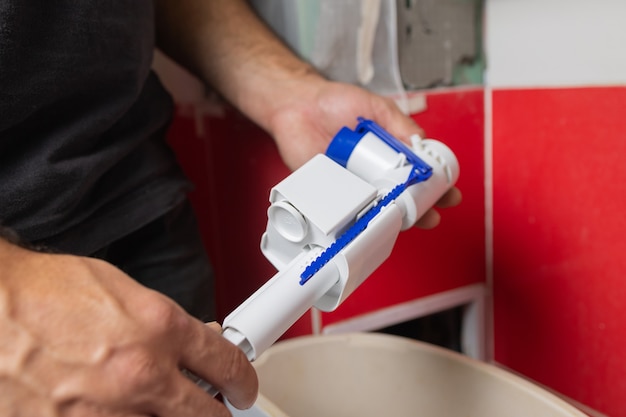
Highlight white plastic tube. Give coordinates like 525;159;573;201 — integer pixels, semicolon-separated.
222;249;340;361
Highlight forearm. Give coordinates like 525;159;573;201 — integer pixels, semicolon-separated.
154;0;324;133
153;0;432;173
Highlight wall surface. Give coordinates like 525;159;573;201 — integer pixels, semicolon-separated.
486;1;626;415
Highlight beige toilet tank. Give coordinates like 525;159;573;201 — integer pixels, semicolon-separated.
229;332;588;417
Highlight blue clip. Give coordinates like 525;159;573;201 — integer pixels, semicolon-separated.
353;117;433;183
299;118;433;285
327;117;433;184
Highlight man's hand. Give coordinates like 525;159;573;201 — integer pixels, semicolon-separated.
0;239;257;417
265;77;462;229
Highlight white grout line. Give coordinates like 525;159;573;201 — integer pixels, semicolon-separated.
320;283;487;359
483;84;495;362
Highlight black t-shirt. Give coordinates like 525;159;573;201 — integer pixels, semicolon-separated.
0;1;191;255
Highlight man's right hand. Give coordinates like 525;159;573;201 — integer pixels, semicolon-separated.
0;239;258;417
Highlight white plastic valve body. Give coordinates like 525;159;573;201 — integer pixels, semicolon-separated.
222;248;340;361
370;137;460;230
222;118;459;361
260;154;378;270
200;118;459;398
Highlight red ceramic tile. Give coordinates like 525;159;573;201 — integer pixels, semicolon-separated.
492;86;626;416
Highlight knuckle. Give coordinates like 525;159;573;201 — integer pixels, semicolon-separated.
138;294;190;336
219;347;253;387
116;346;163;393
377;95;397;111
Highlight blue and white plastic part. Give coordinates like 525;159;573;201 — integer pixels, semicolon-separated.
327;116;433;184
301;117;436;283
193;118;459;398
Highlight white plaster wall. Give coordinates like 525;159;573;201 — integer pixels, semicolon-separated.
485;0;626;88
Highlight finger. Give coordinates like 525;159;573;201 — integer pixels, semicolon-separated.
414;208;441;230
205;321;222;333
386;111;426;144
61;401;149;417
178;319;258;410
153;372;232;417
367;94;426;143
435;187;462;208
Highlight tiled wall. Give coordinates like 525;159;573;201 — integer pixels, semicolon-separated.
491;85;626;416
487;2;626;415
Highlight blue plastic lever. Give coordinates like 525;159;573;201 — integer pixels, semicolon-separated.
299;118;432;284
